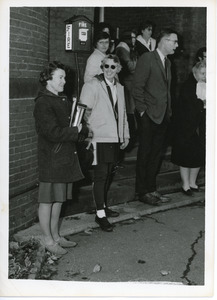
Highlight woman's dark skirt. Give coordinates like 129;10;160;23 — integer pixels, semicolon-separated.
171;132;205;168
38;182;73;203
96;142;120;163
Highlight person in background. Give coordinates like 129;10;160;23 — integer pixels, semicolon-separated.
171;61;206;196
34;61;87;255
84;31;110;83
135;20;156;56
195;46;206;63
116;30;138;149
80;54;130;232
95;22;116;53
132;28;178;206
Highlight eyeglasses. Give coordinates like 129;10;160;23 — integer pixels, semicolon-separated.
166;39;178;45
104;64;117;70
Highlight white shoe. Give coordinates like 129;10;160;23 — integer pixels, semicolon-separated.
55;236;77;248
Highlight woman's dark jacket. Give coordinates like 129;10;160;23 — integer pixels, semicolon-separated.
172;72;205;145
34;89;84;183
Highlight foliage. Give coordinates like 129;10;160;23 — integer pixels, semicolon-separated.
9;238;58;280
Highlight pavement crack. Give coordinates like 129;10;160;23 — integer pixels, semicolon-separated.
144;215;165;225
181;230;204;285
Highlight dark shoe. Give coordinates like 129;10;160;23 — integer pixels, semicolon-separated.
95;216;113;232
190;186;202;192
181;188;193;196
105;207;119;218
151;191;171;203
140;193;161;206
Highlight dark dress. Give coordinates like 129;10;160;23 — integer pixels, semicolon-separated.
171;73;205;168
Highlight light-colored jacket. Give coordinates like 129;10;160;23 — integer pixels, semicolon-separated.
80;75;130;143
84;49;105;83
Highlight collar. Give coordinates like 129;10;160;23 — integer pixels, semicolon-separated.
116;41;130;52
104;77;115;86
136;35;151;47
156;48;166;62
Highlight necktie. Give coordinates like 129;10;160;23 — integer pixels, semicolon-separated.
105;83;118;120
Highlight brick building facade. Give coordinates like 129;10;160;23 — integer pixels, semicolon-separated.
9;6;206;234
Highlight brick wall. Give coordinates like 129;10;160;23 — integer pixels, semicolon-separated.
9;7;49;234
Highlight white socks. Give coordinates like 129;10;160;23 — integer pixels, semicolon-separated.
96;209;106;218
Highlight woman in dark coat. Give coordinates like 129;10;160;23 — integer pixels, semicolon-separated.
34;61;85;255
171;61;206;195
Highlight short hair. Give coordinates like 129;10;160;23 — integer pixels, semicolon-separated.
39;61;65;86
138;20;155;34
192;60;206;75
156;28;178;45
100;54;122;73
95;22;112;33
93;31;110;48
196;47;206;61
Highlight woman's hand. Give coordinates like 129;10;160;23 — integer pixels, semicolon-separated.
120;138;129;150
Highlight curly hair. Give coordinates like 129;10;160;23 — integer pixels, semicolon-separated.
39;61;66;86
100;54;122;73
192;60;206;74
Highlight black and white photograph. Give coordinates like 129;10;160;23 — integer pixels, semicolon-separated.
0;0;216;298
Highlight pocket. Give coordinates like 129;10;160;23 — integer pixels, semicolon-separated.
51;143;73;167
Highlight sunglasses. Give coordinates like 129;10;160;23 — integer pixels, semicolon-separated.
104;64;117;70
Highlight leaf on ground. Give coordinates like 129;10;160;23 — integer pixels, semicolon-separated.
65;270;80;277
160;270;171;276
93;264;101;273
30;267;38;274
9;241;19;250
138;259;146;264
84;228;93;235
24;257;31;267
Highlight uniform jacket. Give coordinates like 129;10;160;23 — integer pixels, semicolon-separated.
132;50;172;124
79;74;130;143
34;89;84;183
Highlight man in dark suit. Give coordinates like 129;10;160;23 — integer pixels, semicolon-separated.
132;28;178;205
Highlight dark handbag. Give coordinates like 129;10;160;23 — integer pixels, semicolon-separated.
77;141;94;173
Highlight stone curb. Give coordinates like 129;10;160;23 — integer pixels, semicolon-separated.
14;190;205;242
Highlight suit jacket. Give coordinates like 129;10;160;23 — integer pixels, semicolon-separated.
132;50;172;124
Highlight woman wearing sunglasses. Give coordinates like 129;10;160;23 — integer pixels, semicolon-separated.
80;54;130;232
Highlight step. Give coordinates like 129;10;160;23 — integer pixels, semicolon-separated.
61;161;205;217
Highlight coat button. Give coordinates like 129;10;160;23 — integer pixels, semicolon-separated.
62;98;65;101
74;151;77;154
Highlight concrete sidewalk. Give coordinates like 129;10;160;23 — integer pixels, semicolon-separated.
14;189;205;243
